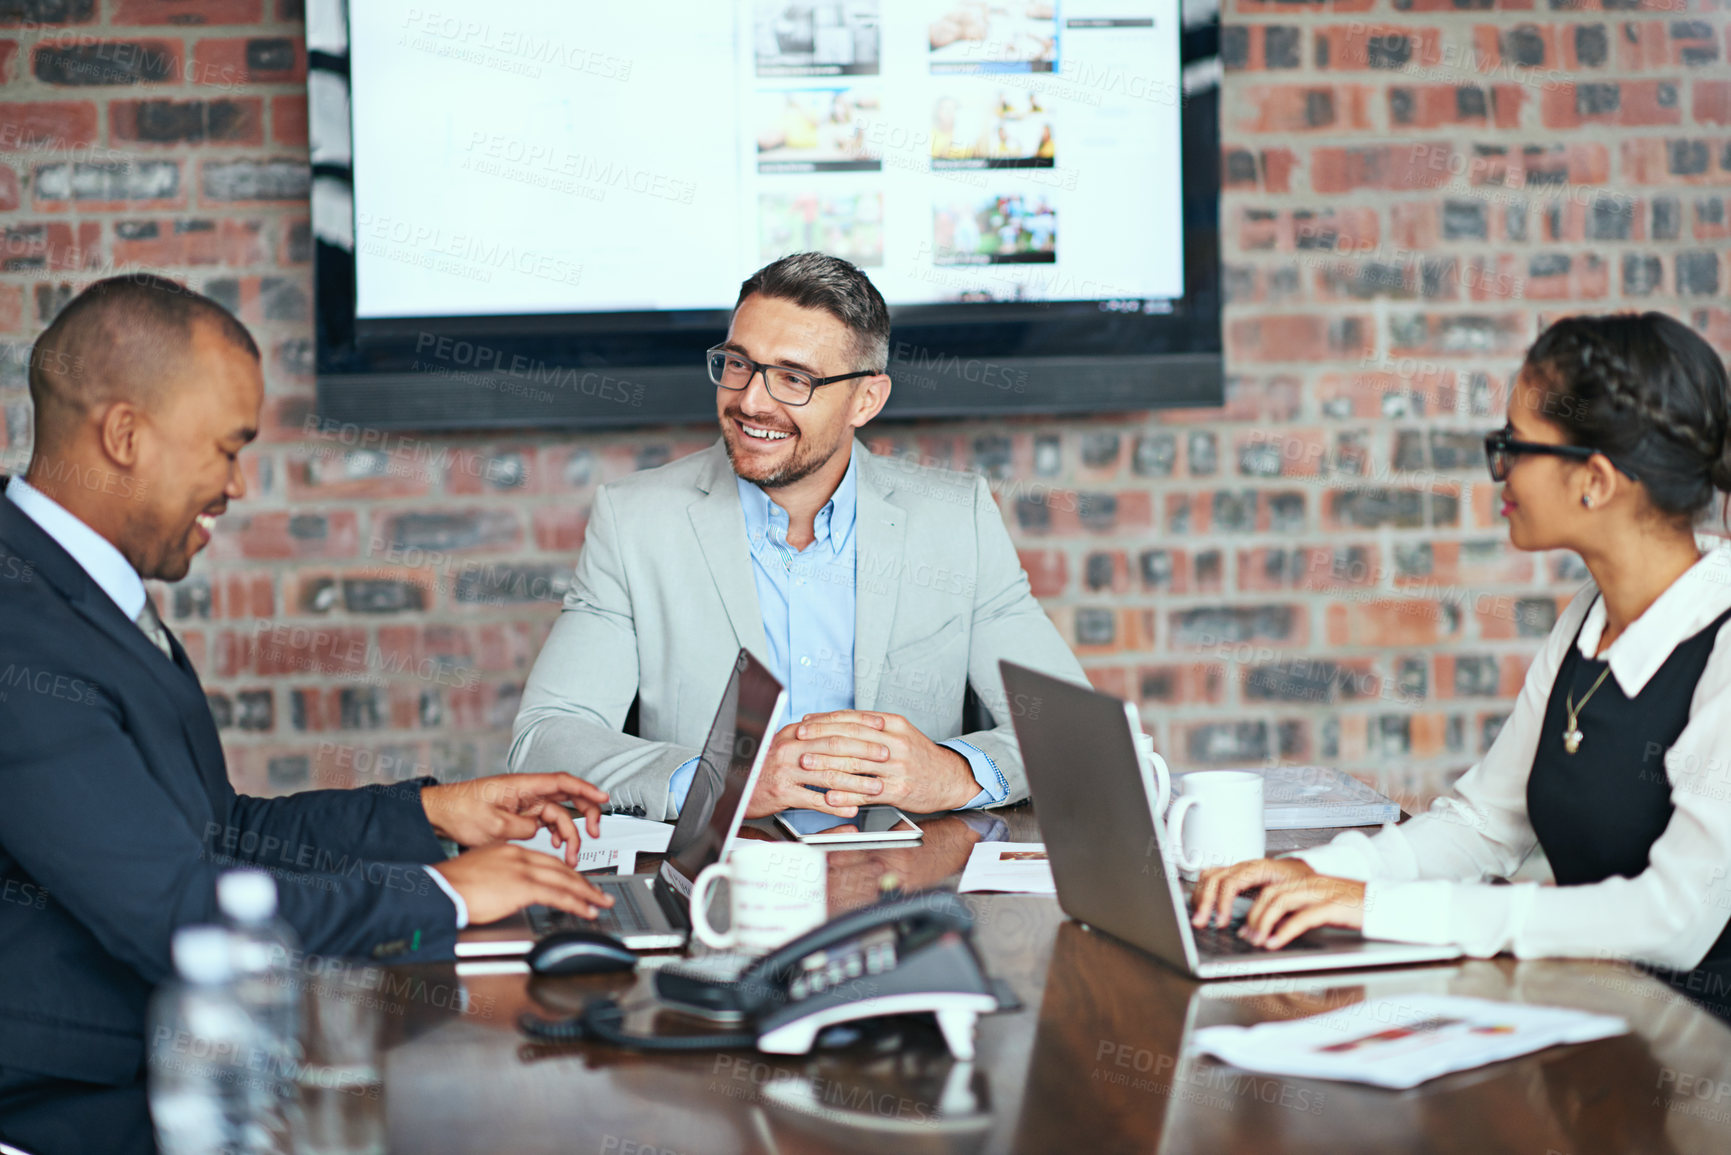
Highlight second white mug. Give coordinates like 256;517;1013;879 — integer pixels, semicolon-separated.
1134;731;1171;815
1125;703;1170;814
689;840;828;956
1167;770;1265;880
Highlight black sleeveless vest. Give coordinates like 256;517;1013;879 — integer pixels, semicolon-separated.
1527;600;1731;972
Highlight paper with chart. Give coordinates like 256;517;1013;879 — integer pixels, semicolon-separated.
513;814;673;874
1189;994;1627;1089
958;842;1056;894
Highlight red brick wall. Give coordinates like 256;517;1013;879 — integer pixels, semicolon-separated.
0;0;1727;810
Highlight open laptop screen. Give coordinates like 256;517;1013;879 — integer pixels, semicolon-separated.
663;650;781;888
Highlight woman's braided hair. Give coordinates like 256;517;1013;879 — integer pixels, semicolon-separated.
1525;312;1731;521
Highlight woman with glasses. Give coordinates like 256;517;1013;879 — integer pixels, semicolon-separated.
1192;311;1731;1014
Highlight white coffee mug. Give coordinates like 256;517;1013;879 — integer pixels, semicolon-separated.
690;841;828;956
1125;704;1170;814
1167;770;1265;880
1134;731;1171;815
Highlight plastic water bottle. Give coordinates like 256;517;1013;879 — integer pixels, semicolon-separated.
217;869;301;1149
148;925;274;1155
217;871;301;1065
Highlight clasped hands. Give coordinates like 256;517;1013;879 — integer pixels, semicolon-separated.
420;772;617;926
743;709;979;819
1189;858;1368;950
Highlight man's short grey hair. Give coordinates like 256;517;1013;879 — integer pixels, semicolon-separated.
734;252;890;375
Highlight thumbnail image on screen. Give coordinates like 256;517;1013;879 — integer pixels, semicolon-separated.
905;248;1083;302
760;191;885;266
757;88;884;173
755;1;882;76
932;193;1055;265
928;2;1058;74
931;89;1054;168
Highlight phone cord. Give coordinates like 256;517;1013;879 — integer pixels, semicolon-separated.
518;997;758;1051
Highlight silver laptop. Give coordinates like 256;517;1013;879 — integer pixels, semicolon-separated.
1000;662;1461;979
457;650;785;955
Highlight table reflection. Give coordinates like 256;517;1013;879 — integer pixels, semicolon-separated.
365;803;1731;1154
822;815;990;913
1015;931;1731;1155
734;812;989;913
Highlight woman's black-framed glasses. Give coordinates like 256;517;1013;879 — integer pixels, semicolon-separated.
1483;425;1639;483
706;346;879;407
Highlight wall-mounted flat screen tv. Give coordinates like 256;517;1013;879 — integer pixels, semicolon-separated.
310;0;1223;430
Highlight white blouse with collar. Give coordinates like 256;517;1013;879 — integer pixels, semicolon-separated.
1294;539;1731;971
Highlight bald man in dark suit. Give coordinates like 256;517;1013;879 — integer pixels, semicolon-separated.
0;275;614;1155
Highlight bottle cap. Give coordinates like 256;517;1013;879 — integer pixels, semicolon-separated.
172;926;234;984
217;869;278;923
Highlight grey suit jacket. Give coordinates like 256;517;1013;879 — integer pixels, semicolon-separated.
507;439;1087;819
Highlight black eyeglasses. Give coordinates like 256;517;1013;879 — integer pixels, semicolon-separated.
1483;425;1639;483
706;346;880;407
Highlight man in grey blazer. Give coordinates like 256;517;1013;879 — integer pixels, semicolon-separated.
509;253;1086;822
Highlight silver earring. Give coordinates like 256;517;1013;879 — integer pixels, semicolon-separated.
1581;495;1593;509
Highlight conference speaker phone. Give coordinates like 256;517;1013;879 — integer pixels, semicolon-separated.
522;888;1014;1059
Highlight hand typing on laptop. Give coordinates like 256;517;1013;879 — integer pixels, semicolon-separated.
1191;858;1367;950
433;845;616;927
421;772;618;926
1005;662;1461;977
421;772;609;868
743;709;980;819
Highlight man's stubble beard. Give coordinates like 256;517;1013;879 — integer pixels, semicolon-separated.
723;418;848;490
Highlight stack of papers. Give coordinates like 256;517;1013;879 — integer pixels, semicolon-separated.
1190;994;1627;1089
1181;765;1402;829
513;814;673;875
957;842;1056;894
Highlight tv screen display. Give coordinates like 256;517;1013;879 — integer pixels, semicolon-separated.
312;0;1222;429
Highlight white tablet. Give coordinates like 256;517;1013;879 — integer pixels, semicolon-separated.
775;806;923;844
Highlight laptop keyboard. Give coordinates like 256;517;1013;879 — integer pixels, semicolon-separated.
1192;913;1332;956
1192;918;1270;956
529;877;653;937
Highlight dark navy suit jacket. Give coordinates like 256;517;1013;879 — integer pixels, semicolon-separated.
0;477;458;1085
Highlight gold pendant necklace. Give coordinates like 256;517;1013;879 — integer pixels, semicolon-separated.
1563;665;1612;755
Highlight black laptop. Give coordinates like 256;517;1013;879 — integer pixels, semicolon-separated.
456;650;784;955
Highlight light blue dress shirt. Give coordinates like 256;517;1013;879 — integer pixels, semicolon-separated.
4;477;471;928
667;450;1007;813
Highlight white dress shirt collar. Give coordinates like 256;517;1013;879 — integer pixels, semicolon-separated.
4;475;148;621
1574;535;1731;697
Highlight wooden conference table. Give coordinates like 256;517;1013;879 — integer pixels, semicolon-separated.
373;806;1731;1154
